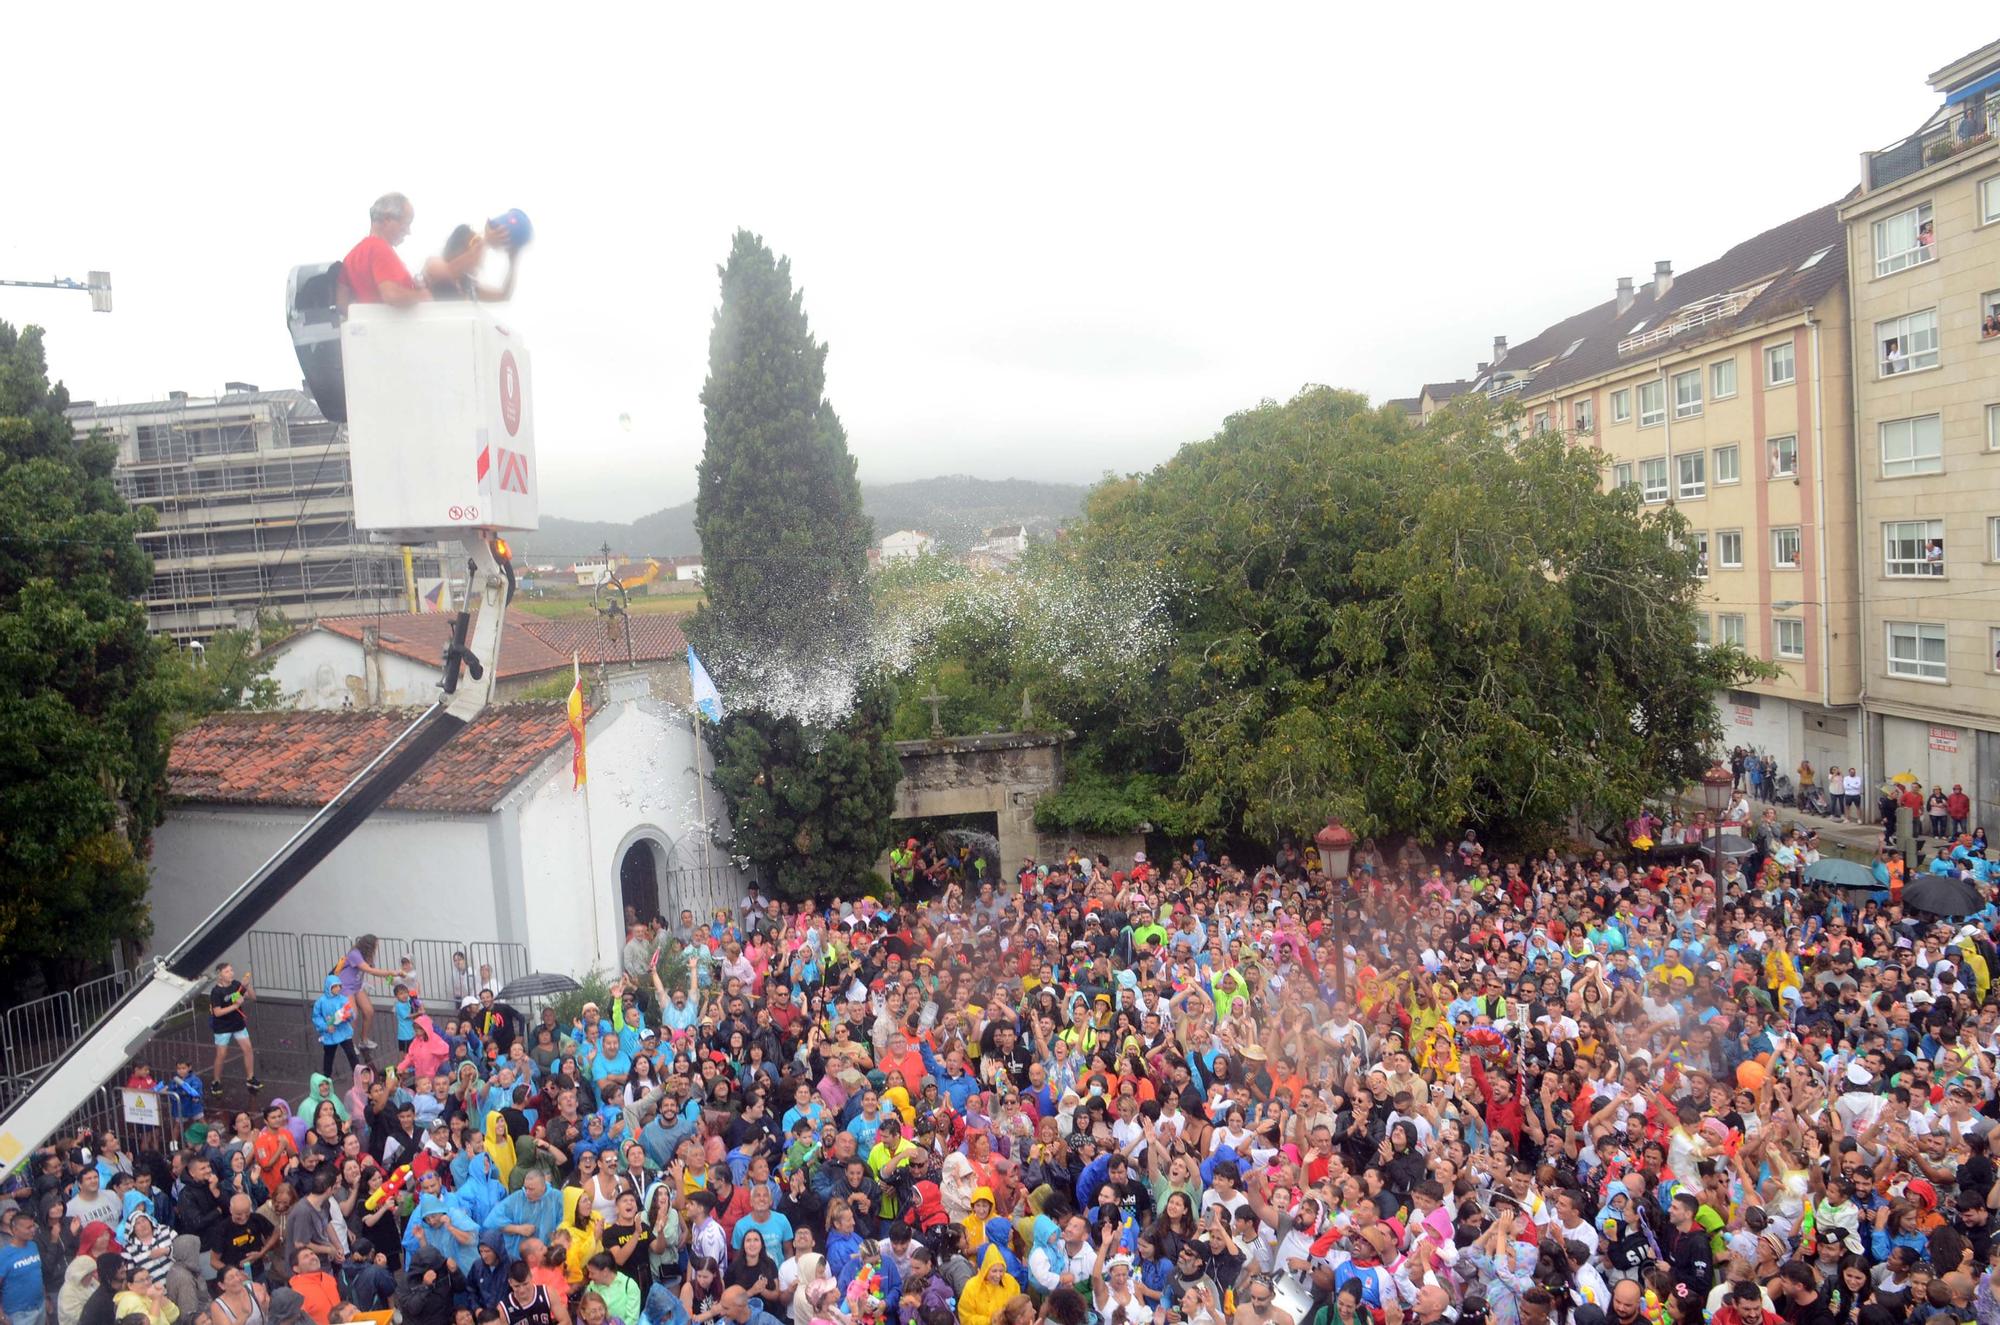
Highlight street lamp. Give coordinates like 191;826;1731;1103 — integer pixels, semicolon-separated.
1315;817;1354;879
1701;762;1734;903
0;271;112;312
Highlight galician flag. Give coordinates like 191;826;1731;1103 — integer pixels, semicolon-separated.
688;646;724;723
567;653;587;789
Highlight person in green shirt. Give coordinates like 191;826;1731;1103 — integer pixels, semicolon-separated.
583;1254;640;1325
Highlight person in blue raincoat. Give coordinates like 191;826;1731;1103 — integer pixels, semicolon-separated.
479;1169;564;1259
405;1194;482;1274
313;977;359;1077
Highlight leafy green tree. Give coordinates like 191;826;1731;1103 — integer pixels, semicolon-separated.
0;322;161;975
1049;387;1760;849
690;232;900;896
151;613;285;729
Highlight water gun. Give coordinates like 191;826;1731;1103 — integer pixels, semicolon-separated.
225;973;252;1007
368;1164;412;1211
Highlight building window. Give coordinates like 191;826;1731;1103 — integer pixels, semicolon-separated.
1692;530;1709;579
1532;409;1550;436
1989;403;2000;451
1710;358;1737;399
1878;309;1940;375
1672;369;1703;418
1718;529;1744;569
1719;613;1747;648
1880;414;1944;477
1873;201;1936;277
1991;627;2000;673
1638;380;1665;427
1611;389;1631;423
1715;444;1740;484
1983;290;2000;340
1775;617;1806;660
1773;526;1802;568
1611;461;1634;491
1988;515;2000;560
1696;613;1712;646
1573;399;1594;433
1885;519;1945;576
1765;341;1796;386
1768;434;1798;477
1639;457;1668;503
1677;451;1705;499
1887;621;1948;680
1984;176;2000;225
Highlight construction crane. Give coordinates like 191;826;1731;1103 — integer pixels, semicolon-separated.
0;267;540;1174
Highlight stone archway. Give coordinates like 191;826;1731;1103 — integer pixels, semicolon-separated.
890;732;1066;868
612;827;676;928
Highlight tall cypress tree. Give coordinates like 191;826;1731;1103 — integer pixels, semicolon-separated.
692;232;900;897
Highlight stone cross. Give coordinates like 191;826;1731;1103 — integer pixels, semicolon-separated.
923;684;947;738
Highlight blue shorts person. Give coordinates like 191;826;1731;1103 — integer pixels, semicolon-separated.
208;962;261;1092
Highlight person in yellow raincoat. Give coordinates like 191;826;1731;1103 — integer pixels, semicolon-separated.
487;1110;518;1186
555;1184;604;1288
1955;933;1992;1001
962;1187;997;1259
881;1084;916;1130
956;1245;1019;1325
1417;1023;1460;1078
1763;936;1802;1003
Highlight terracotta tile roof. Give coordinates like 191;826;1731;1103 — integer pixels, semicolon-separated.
529;614;688;667
167;703;576;812
307;609;688;678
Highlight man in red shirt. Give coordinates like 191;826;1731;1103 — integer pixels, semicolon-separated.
340;192;427;306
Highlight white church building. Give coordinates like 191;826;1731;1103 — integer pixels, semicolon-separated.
150;675;746;989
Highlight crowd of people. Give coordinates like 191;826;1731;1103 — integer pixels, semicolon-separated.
7;825;2000;1325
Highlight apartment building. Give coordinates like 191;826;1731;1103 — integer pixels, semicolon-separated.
71;388;438;640
1840;39;2000;820
1473;205;1861;778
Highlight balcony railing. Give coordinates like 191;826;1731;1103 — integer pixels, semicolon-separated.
1866;104;1995;192
1487;377;1530;400
1617;284;1768;356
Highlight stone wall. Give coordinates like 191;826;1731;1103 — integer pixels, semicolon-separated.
887;732;1066;870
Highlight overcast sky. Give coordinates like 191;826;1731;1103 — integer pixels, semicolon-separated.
6;7;1992;521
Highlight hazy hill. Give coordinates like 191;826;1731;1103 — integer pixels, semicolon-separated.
516;475;1088;561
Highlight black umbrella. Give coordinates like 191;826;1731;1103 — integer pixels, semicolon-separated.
1903;875;1987;919
1804;858;1880;891
1702;834;1756;858
498;972;581;1001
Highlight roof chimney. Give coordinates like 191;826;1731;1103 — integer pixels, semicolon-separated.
1476;362;1489;376
1616;276;1635;315
167;390;189;404
1492;335;1508;364
1653;260;1673;299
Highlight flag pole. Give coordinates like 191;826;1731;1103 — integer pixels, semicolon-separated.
573;651;604;967
693;696;710;873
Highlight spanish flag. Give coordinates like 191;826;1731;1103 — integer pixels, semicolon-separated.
567;654;587;789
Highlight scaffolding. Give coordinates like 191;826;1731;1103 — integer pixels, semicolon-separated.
73;389;445;640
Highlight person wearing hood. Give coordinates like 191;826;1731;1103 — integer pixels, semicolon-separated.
311;979;358;1078
1026;1214;1070;1293
465;1232;509;1312
161;1235;207;1323
262;1287;310;1325
399;1016;451;1080
119;1209;175;1287
961;1188;996;1260
479;1170;564;1260
396;1248;460;1325
58;1254;101;1325
292;1080;348;1128
404;1194;481;1276
955;1245;1018;1325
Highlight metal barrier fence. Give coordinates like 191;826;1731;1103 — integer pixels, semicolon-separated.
248;930;528;1025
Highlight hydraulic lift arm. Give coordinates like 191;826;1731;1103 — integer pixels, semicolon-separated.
0;535;513;1175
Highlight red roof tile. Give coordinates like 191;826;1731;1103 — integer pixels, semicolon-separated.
167;703;577;812
306;609;687;679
